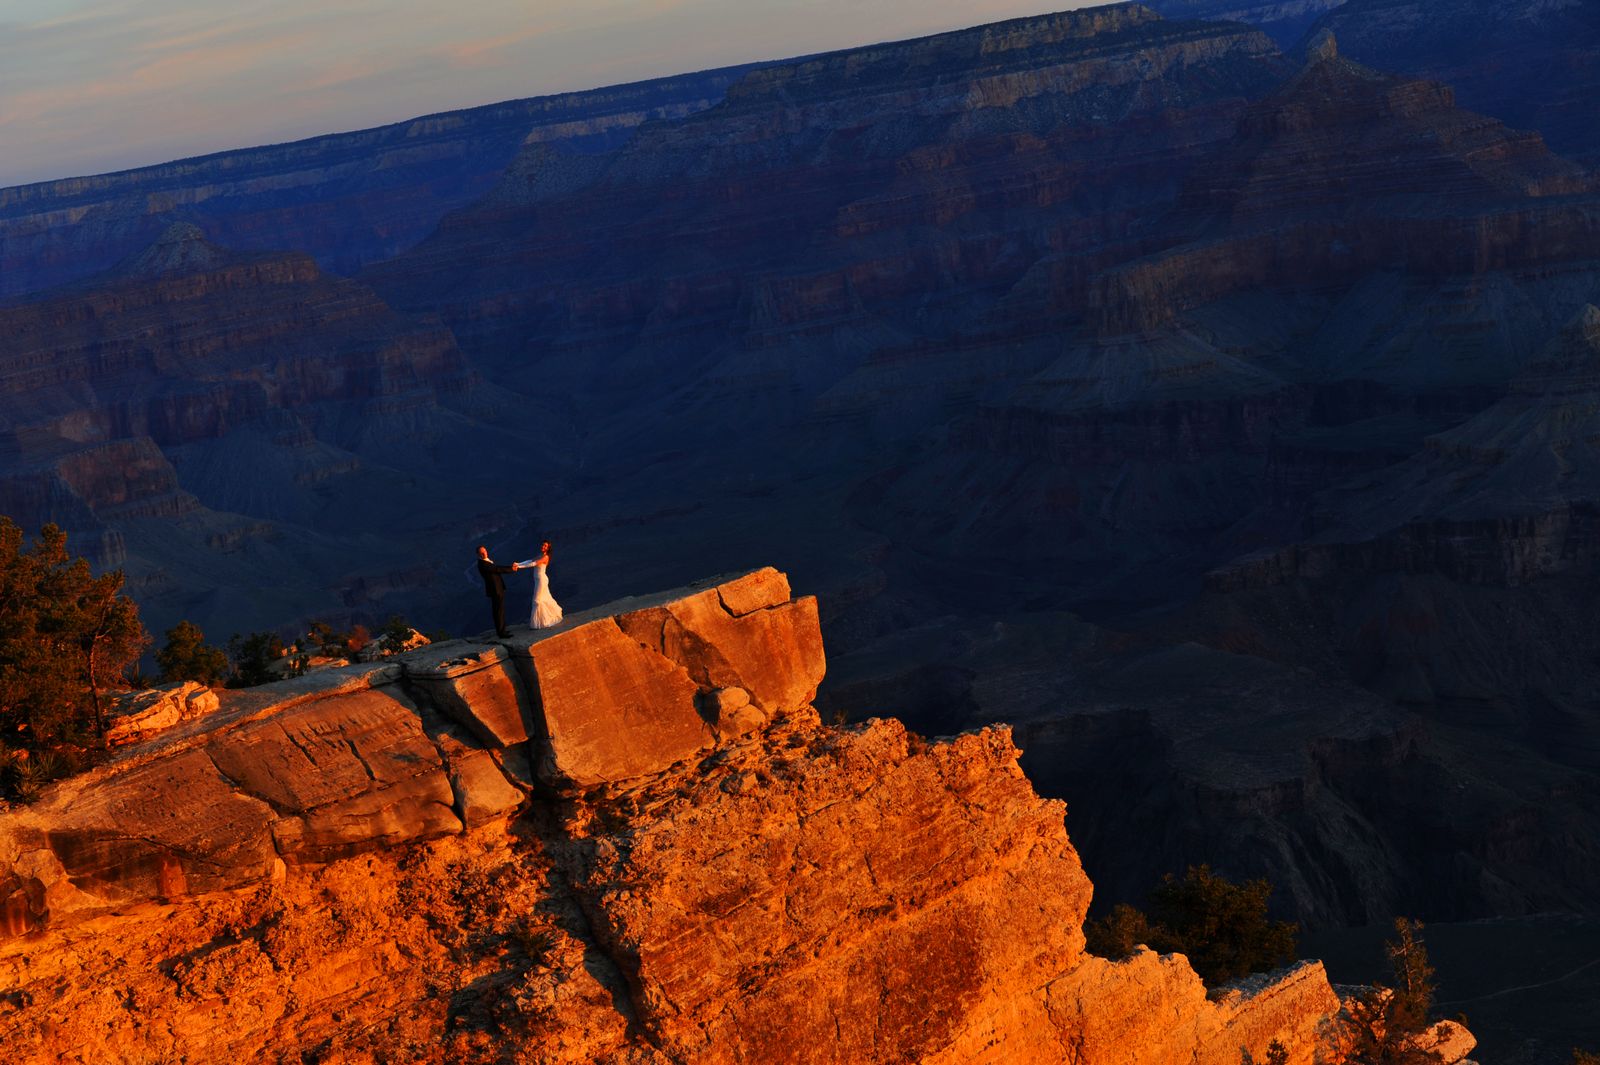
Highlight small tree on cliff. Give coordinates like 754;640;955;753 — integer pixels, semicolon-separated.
379;614;414;654
1084;865;1298;985
156;620;229;686
227;631;288;687
1240;1040;1290;1065
0;518;149;747
1337;918;1440;1065
1383;918;1435;1034
304;620;345;659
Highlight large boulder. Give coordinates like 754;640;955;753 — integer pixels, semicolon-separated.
612;568;824;716
0;570;828;936
403;642;535;747
511;617;712;791
0;749;280;935
208;687;463;863
503;568;827;791
0;667;473;936
104;682;219;746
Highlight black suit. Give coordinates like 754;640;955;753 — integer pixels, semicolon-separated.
477;557;517;636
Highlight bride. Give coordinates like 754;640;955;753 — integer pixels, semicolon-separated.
518;540;563;629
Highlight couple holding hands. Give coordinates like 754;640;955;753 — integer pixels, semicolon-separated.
475;541;562;638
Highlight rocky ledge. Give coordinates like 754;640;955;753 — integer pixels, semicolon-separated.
0;571;1472;1063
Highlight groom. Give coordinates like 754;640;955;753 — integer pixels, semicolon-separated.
476;546;521;638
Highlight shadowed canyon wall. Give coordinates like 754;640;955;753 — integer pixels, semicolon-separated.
0;65;763;299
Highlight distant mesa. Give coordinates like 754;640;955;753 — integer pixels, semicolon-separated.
0;64;766;297
1305;28;1338;63
116;222;233;278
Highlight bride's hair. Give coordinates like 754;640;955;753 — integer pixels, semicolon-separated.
541;540;552;554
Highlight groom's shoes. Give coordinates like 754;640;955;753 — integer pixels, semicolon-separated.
496;630;512;638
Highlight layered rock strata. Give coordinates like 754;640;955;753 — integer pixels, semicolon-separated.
1213;306;1600;590
1310;0;1600;166
1148;0;1348;44
1086;36;1596;335
366;3;1290;409
0;222;552;638
0;571;1438;1063
0;66;762;297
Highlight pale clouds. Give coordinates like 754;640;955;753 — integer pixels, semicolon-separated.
0;0;1093;187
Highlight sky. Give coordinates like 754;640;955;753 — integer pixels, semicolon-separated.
0;0;1098;188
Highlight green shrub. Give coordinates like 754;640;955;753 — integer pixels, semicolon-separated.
304;621;344;658
227;631;286;687
1085;902;1157;960
0;746;79;804
156;620;229;685
1241;1040;1290;1065
379;614;412;654
1084;865;1298;985
1384;918;1435;1034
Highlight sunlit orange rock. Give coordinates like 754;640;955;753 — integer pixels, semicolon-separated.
0;570;1473;1064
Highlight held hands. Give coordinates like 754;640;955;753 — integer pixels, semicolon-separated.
511;562;521;571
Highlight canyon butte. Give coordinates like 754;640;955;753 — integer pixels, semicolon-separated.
3;0;1600;1058
0;571;1477;1064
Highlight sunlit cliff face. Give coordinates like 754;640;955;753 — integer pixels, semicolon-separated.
0;570;1439;1064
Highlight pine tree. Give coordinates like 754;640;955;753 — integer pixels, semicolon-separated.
155;620;229;686
227;631;287;687
0;518;149;749
380;614;413;654
1083;865;1298;984
1337;917;1440;1065
1385;918;1435;1034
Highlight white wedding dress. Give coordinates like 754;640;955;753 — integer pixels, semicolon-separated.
524;560;563;629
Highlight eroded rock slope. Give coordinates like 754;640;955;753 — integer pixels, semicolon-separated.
0;570;1417;1064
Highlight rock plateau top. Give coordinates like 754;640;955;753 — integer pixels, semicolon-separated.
0;571;1473;1062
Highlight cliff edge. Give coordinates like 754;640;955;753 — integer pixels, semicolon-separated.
0;570;1468;1063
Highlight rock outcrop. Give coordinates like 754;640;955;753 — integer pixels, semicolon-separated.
103;681;219;746
0;571;1445;1063
1309;0;1600;167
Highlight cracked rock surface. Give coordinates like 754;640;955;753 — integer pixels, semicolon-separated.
0;570;1467;1063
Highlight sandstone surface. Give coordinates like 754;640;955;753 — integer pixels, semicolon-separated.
0;571;1448;1063
406;642;537;748
103;681;218;746
502;568;825;789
